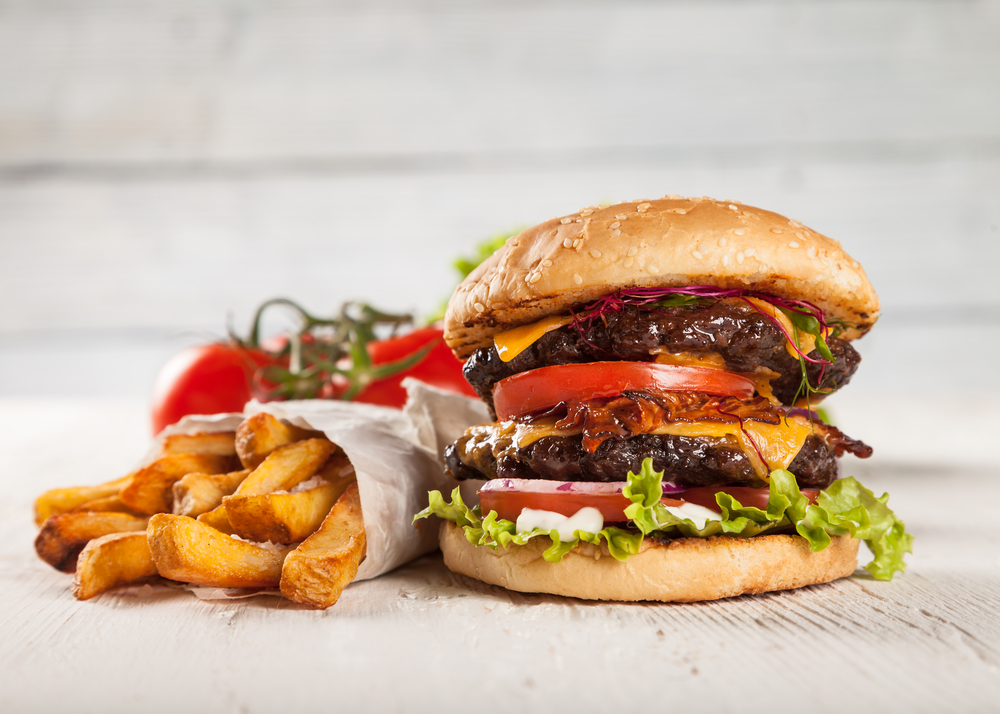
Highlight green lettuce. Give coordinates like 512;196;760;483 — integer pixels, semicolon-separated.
414;460;912;580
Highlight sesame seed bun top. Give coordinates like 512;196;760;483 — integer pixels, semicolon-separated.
444;196;880;359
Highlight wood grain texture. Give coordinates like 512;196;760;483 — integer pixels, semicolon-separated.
1;398;999;712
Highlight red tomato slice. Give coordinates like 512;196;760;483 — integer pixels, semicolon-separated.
478;480;820;523
681;486;820;512
478;479;685;523
492;361;755;421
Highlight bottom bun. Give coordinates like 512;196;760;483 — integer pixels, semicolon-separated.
439;521;859;602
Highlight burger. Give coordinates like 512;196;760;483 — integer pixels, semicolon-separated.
415;196;911;602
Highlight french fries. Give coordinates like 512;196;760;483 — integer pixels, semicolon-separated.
147;514;289;589
235;413;324;469
72;495;141;515
119;453;235;515
35;512;149;573
159;431;237;457
196;505;235;534
280;481;366;609
34;477;130;526
172;469;250;517
35;415;368;609
73;532;157;601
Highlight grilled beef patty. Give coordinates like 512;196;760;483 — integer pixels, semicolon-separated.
463;301;860;416
446;432;840;490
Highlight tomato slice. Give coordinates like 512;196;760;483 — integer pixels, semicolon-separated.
478;480;821;523
681;486;820;512
492;361;755;421
479;479;685;523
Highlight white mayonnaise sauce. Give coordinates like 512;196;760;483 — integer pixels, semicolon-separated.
516;507;605;542
660;503;723;530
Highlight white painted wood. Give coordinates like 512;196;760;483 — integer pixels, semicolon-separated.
0;1;998;165
1;398;998;713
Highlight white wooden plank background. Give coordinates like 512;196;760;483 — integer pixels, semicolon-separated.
1;399;998;713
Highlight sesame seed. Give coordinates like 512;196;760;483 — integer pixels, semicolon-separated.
561;217;573;224
692;251;704;260
788;241;800;248
637;203;651;213
648;265;659;273
573;239;583;249
624;257;634;268
770;228;783;234
529;272;541;284
722;254;731;267
580;208;594;216
789;220;802;228
807;246;818;259
590;249;602;258
616;214;628;221
795;231;808;241
474;302;485;313
563;238;574;248
610;222;621;229
541;259;552;267
573;273;583;285
612;229;621;236
737;252;745;264
728;204;738;211
719;237;728;247
744;247;756;257
734;228;746;236
627;246;638;257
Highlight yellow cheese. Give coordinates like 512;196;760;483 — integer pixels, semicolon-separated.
494;315;574;362
652;350;728;370
651;416;812;478
744;297;817;359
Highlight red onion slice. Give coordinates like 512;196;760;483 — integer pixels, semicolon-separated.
479;478;687;496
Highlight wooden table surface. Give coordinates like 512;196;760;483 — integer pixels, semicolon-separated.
2;398;998;713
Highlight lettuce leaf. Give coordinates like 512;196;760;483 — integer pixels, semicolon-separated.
414;460;912;580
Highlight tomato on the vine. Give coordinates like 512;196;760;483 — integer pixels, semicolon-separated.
150;343;278;434
352;327;477;407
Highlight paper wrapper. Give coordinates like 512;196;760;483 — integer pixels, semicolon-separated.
153;378;490;587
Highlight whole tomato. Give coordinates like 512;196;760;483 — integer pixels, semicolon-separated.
352;327;477;407
150;343;277;434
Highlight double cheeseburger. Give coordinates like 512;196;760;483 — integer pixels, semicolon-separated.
416;196;911;602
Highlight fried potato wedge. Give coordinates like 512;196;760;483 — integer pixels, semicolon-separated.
160;431;237;457
225;476;351;544
231;438;336;498
34;477;130;526
172;469;250;517
196;505;235;534
119;453;235;515
73;532;157;601
72;495;142;516
235;413;325;469
35;512;149;573
148;514;289;588
280;481;365;609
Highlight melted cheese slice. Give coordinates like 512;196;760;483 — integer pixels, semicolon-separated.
652;350;727;370
650;416;812;478
494;315;574;362
744;297;818;359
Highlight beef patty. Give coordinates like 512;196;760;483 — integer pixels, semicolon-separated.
463;301;860;416
447;432;846;491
